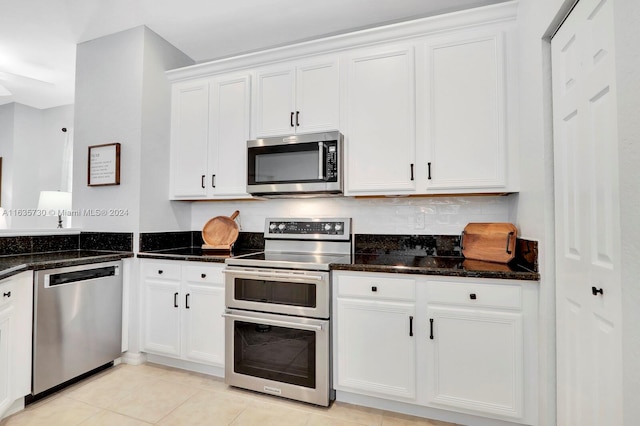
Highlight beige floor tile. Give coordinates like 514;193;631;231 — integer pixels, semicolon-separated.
324;402;383;426
112;378;199;423
1;396;100;426
79;410;152;425
230;401;310;426
381;411;457;426
306;412;367;425
65;369;159;410
158;390;250;425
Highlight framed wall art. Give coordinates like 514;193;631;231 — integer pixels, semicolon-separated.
88;143;121;186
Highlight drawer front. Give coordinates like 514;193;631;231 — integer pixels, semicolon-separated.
184;264;224;284
143;262;181;280
427;281;522;310
337;274;415;301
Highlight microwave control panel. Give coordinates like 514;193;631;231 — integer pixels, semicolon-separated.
325;141;338;182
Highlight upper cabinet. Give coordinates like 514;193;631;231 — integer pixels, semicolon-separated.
254;56;339;137
170;72;251;200
419;27;513;192
344;44;416;195
166;1;518;198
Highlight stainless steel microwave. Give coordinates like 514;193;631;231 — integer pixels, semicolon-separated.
247;131;343;197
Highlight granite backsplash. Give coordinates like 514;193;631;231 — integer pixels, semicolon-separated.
0;232;133;256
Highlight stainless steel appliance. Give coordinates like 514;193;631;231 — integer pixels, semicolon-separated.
224;217;351;406
32;261;123;396
246;131;343;197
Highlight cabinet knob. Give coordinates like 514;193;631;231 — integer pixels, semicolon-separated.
2;291;10;298
201;273;206;279
371;286;378;292
158;270;163;275
469;293;477;300
592;286;604;296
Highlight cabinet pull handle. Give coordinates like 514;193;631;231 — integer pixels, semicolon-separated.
410;164;415;181
212;175;216;188
506;231;514;254
201;175;205;189
2;291;10;298
158;270;164;275
371;286;377;292
186;293;190;309
201;273;206;279
290;112;294;127
174;292;179;308
592;286;604;296
409;316;414;337
427;162;432;180
296;111;300;127
429;318;434;340
470;293;477;300
460;231;465;250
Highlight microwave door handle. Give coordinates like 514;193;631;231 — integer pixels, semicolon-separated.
318;142;325;180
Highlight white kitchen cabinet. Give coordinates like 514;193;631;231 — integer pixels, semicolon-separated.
344;44;417;195
333;273;417;400
140;260;226;367
332;271;538;424
170;73;251;200
417;25;516;193
254;56;339;137
0;272;33;420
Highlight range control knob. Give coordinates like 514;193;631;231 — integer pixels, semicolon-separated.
324;223;332;231
278;223;286;231
269;223;277;231
334;223;342;231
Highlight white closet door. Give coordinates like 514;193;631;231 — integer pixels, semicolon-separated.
552;0;622;425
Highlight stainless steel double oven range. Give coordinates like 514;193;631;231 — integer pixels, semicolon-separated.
223;217;351;406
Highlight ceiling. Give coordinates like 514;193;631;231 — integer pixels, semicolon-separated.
0;0;509;110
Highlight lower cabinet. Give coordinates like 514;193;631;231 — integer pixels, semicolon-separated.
332;271;538;425
0;272;33;420
141;260;225;367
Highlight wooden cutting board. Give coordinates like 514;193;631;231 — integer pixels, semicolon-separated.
461;223;517;264
201;210;240;251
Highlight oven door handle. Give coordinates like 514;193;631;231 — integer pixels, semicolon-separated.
222;269;324;282
222;312;323;332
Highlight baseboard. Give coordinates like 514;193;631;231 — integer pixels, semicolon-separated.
121;351;147;366
144;353;224;378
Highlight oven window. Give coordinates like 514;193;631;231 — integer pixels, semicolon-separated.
234;278;317;308
234;321;316;388
248;142;321;184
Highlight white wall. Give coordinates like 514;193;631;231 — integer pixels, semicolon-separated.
614;1;640;424
191;196;512;235
73;26;193;235
0;103;73;229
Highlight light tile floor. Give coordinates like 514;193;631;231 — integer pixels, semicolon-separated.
0;363;460;426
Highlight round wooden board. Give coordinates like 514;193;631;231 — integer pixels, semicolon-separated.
202;210;240;248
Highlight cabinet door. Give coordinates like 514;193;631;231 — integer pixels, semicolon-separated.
423;31;506;190
182;282;225;365
209;73;252;198
255;66;295;137
0;305;11;417
295;58;339;134
345;45;416;194
170;79;210;198
335;298;416;400
425;306;523;419
142;279;181;357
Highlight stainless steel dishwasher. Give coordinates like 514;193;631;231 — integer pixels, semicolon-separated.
32;261;123;396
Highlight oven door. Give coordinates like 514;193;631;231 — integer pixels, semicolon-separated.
224;267;330;318
223;309;332;406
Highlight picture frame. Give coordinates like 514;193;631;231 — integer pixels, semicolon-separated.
88;143;120;186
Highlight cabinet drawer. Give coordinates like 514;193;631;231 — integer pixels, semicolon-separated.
184;264;224;284
144;262;181;280
337;274;415;301
427;281;521;310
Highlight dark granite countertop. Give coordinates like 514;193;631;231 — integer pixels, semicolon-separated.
137;247;261;263
0;250;134;281
330;253;540;281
